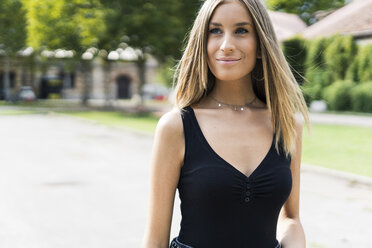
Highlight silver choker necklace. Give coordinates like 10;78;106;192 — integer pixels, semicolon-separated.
210;95;257;111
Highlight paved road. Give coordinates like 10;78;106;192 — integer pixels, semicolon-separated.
0;113;371;248
309;112;372;127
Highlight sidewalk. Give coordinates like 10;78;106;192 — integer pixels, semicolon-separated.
309;112;372;127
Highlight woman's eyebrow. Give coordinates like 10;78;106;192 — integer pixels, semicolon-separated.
235;22;252;26
209;22;222;26
209;22;252;27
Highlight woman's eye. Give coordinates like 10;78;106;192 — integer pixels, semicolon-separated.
209;28;221;34
236;28;248;34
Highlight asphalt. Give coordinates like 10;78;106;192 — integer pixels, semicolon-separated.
0;107;371;248
308;112;372;127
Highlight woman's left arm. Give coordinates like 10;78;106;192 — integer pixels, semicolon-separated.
277;117;306;248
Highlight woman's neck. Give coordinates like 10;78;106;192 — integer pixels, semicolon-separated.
210;77;256;106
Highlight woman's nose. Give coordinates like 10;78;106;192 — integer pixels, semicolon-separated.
220;34;235;53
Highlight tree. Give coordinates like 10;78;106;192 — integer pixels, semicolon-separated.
98;0;201;103
25;0;105;52
265;0;346;25
24;0;106;104
0;0;27;100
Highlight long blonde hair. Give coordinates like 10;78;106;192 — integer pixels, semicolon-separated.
173;0;310;157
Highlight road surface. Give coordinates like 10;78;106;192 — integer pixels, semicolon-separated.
0;113;371;248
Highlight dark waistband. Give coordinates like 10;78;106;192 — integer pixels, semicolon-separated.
169;237;281;248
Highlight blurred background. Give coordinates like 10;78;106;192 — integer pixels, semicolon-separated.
0;0;371;247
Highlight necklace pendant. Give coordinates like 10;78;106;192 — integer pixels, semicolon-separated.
210;95;256;111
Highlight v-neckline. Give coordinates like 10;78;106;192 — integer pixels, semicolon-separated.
187;106;275;180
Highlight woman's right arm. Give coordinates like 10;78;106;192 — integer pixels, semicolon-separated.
141;110;185;248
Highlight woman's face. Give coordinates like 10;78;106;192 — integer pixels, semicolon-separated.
207;1;260;82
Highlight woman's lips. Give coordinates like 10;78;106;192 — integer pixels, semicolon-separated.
216;58;241;65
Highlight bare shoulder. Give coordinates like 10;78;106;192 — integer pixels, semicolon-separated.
156;108;184;137
154;108;185;161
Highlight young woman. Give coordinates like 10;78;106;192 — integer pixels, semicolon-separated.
142;0;310;247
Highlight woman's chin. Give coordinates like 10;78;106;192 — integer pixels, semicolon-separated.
213;73;250;82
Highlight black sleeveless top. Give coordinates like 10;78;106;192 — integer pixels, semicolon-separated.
175;106;292;248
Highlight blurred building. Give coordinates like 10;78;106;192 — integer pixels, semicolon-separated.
64;56;159;101
301;0;372;45
0;50;159;102
268;10;307;42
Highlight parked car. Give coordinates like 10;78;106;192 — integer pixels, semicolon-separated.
142;84;170;101
18;86;36;102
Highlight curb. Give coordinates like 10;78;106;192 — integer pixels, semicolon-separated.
302;163;372;187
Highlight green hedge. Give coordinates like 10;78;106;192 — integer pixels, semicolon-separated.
282;36;307;85
323;80;355;111
357;46;372;82
304;37;331;101
302;68;333;102
305;37;330;71
324;35;357;81
294;35;372;113
350;82;372;112
347;45;372;83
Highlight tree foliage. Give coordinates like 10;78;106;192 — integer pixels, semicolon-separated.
98;0;201;61
97;0;201;100
24;0;106;54
0;0;27;54
265;0;346;25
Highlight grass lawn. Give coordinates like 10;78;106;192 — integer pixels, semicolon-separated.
0;99;79;108
0;109;46;115
302;124;372;178
63;111;159;134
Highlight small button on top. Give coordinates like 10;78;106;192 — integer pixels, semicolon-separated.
245;197;250;202
246;184;251;189
246;191;251;196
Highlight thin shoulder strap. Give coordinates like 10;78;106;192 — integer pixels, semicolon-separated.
180;106;194;160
